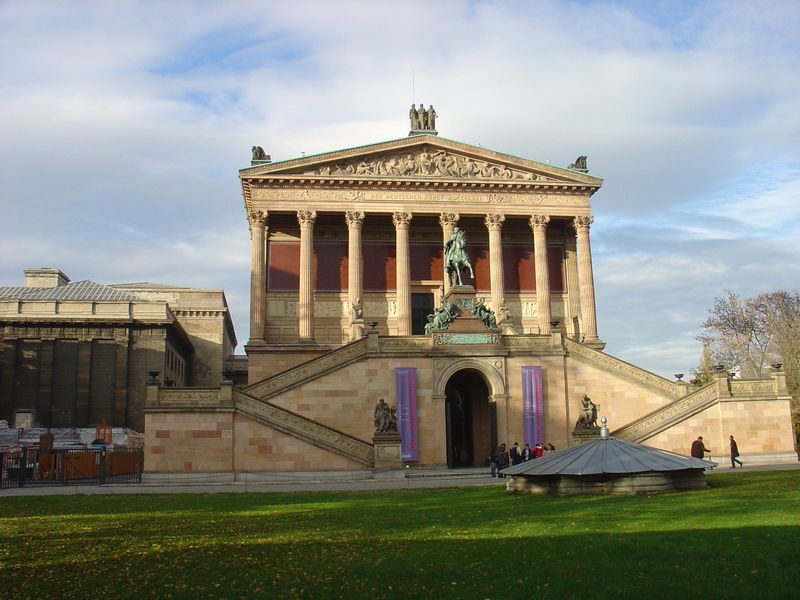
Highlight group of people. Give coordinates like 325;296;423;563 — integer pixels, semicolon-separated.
691;434;743;468
490;441;555;477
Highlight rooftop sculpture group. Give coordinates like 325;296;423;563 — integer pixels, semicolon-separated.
409;103;438;131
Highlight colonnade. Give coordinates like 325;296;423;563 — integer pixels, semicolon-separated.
247;210;599;344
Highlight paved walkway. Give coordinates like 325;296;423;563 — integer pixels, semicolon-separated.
1;462;797;497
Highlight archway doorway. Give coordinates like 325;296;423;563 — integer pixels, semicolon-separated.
444;369;495;468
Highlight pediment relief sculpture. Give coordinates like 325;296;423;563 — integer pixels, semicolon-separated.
302;149;547;181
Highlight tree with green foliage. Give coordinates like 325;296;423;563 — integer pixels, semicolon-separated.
691;343;715;384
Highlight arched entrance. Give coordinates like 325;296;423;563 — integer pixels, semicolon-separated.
444;369;496;468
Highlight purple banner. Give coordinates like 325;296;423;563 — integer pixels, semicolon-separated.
395;368;418;461
522;366;544;445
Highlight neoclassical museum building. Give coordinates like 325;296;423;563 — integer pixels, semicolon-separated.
144;115;796;473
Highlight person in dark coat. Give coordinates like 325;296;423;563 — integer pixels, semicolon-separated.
729;435;743;468
496;443;509;477
522;443;533;462
510;442;522;465
690;436;711;459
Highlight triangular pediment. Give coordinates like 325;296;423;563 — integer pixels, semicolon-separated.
240;135;602;186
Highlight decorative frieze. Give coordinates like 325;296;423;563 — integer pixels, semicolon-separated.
730;380;776;394
302;149;542;181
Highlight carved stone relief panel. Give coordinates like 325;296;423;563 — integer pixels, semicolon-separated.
301;149;544;181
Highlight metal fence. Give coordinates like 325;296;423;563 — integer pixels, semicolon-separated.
0;447;143;488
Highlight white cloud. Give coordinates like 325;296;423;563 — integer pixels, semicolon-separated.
1;0;799;369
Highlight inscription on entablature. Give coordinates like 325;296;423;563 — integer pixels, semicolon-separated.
250;187;588;208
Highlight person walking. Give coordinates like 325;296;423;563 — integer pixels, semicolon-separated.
729;435;743;468
690;435;711;459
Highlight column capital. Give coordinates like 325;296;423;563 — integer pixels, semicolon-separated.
529;214;550;231
439;212;460;227
484;213;506;231
297;210;317;226
248;210;268;227
345;211;365;228
573;215;594;232
392;211;412;228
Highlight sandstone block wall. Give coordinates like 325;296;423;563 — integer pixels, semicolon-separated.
145;410;234;472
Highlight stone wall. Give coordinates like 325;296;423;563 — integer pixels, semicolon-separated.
143;336;797;473
145;409;234;472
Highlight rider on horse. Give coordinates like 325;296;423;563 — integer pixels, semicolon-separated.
444;227;475;287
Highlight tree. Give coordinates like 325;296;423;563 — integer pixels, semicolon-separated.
698;290;800;439
691;343;715;385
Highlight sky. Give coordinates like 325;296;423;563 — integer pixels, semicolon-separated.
1;0;799;379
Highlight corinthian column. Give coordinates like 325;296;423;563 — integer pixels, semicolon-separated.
393;212;413;335
439;212;459;294
485;213;506;315
530;214;551;334
297;210;317;342
248;210;268;344
345;211;365;336
574;216;599;341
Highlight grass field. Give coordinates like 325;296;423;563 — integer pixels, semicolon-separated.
1;470;799;599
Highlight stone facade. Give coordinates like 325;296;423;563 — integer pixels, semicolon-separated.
143;126;797;474
0;269;236;431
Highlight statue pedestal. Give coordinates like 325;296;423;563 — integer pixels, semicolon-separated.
373;432;403;469
571;428;601;444
350;319;365;341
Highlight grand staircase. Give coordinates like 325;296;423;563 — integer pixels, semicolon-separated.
235;338;374;466
243;338;368;401
612;382;719;443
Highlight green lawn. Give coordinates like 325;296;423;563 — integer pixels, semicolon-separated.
1;471;799;599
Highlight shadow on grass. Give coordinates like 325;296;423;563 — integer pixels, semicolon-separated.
1;525;798;599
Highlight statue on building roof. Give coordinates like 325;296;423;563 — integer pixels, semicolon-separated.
409;103;438;131
568;155;588;171
409;104;421;130
252;146;268;161
428;105;437;130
